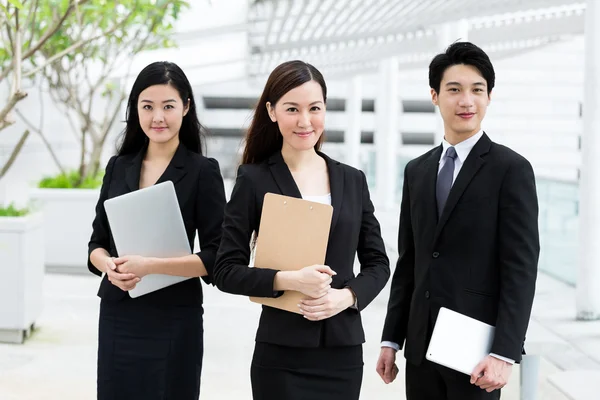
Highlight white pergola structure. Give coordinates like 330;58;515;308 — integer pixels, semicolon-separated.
247;0;585;77
247;0;599;320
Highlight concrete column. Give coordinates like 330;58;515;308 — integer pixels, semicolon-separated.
577;0;600;320
345;75;362;169
375;57;401;209
434;19;469;145
520;355;540;399
438;18;469;45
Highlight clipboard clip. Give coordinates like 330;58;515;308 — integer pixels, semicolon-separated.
283;200;314;210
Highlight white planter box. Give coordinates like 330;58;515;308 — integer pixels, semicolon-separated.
0;212;44;343
30;188;100;274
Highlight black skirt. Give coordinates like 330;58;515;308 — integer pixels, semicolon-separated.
251;342;363;400
97;299;203;400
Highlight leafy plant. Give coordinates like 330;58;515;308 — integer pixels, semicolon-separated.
0;203;28;217
38;170;103;189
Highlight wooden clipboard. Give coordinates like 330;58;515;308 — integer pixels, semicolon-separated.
249;192;333;314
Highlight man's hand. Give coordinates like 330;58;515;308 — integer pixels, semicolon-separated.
471;355;513;392
376;347;399;384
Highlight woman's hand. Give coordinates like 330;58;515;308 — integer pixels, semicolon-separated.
291;265;336;298
299;288;356;321
105;256;140;292
114;255;151;278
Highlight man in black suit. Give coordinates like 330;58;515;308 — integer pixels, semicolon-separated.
376;42;540;399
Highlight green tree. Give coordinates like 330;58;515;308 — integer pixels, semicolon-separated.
0;0;147;178
25;0;189;186
1;0;190;182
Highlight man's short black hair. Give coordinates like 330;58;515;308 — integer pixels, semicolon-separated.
429;41;495;95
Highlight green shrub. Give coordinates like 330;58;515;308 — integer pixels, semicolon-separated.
38;170;103;189
0;204;28;217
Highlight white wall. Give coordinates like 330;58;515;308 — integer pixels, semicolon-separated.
0;77;125;207
488;38;584;182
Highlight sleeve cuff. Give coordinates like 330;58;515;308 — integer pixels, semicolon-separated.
87;244;104;277
490;353;515;364
345;286;359;310
196;251;214;285
381;341;400;351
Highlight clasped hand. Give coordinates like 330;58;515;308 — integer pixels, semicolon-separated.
299;288;355;320
293;265;355;321
105;255;149;292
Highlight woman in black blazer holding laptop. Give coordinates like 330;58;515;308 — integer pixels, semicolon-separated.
87;61;226;400
213;60;390;400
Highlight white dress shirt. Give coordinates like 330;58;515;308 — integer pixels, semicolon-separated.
438;129;484;180
382;130;514;365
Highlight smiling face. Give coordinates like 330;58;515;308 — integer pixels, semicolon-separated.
266;80;326;153
137;83;189;146
431;63;491;143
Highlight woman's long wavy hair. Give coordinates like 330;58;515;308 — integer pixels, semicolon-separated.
242;60;327;164
117;61;207;156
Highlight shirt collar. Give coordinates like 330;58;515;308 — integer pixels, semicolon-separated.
440;130;484;163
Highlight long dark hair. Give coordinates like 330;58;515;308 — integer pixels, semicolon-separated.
117;61;206;156
242;60;327;164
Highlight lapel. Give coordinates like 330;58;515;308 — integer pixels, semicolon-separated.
267;151;344;232
433;133;491;243
155;144;188;186
420;145;443;232
267;152;302;198
319;151;344;231
124;142;188;192
124;149;144;192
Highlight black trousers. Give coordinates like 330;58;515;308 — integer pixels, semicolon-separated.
97;299;203;400
406;359;501;400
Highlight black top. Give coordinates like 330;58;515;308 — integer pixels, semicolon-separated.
214;151;390;347
87;143;226;307
382;133;540;364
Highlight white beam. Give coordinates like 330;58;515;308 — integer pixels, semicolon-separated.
375;57;401;209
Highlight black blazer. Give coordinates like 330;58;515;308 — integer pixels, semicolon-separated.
87;143;226;307
382;133;539;364
213;151;390;347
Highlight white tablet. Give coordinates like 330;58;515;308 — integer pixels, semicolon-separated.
426;307;496;375
104;181;192;298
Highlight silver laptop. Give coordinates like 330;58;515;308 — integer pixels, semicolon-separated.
426;307;495;375
104;181;192;298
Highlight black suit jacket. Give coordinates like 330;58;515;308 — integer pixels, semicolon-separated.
87;143;226;307
382;133;539;364
213;151;390;347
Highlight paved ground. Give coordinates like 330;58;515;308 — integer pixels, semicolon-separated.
0;207;598;399
0;273;570;400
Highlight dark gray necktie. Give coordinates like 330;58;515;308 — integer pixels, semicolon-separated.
436;146;457;216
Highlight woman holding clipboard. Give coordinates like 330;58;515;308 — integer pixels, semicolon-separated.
87;61;226;400
214;60;390;400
